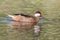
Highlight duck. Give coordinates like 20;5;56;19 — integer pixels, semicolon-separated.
8;10;43;23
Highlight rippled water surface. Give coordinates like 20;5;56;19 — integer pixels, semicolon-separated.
0;0;60;40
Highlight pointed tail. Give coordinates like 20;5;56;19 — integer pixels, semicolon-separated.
8;15;14;18
5;13;14;18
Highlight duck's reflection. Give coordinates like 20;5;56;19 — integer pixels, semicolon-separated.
8;21;40;35
7;21;41;40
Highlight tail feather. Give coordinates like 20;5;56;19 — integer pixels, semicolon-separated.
5;13;14;17
8;15;14;17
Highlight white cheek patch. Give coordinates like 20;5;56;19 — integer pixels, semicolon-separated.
34;13;40;17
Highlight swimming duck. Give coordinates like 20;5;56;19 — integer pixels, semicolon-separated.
8;10;43;23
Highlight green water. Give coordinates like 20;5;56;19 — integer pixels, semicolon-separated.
0;0;60;40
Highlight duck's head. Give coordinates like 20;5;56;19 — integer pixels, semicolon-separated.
34;10;43;17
